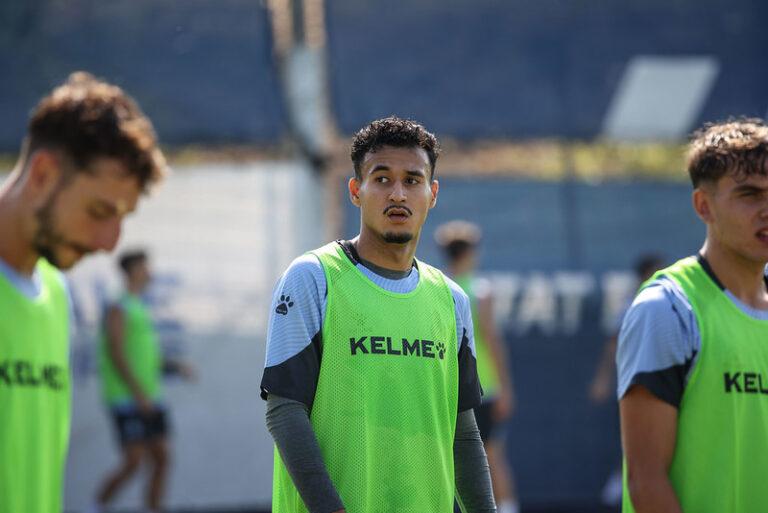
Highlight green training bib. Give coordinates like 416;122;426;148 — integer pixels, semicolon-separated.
99;293;161;405
623;257;768;513
0;259;70;513
455;274;499;397
272;242;460;513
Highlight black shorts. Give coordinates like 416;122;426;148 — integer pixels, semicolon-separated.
110;405;170;446
474;399;498;442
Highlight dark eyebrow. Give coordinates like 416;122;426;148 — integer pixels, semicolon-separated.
406;169;426;178
369;164;391;175
733;184;767;194
91;200;118;215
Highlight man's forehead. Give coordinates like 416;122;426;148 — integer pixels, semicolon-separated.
721;171;768;188
361;146;430;170
72;161;141;213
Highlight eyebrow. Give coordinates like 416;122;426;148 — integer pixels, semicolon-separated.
92;199;136;216
733;184;767;194
368;165;426;177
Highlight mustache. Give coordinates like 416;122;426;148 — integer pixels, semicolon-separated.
383;205;413;216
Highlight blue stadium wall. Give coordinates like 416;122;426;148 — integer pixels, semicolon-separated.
2;1;766;150
326;0;767;139
0;0;285;151
343;177;703;507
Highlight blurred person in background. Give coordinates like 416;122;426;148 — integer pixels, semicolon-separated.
436;220;519;513
617;119;768;513
260;116;496;513
92;250;194;513
588;254;663;508
0;71;166;513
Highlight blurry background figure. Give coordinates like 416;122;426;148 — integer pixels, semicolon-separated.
91;250;194;513
588;253;664;508
436;221;520;513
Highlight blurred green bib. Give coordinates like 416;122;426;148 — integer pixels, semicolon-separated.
0;259;70;513
455;274;500;397
99;293;161;405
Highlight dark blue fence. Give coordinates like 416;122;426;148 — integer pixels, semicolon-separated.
3;1;765;149
0;0;285;151
326;0;768;139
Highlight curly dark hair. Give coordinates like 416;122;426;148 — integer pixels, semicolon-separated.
26;71;167;192
350;116;440;180
687;118;768;188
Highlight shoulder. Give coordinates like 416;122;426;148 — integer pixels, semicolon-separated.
624;275;694;326
280;253;325;287
617;276;700;400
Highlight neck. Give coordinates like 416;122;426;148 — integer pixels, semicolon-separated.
354;229;420;272
127;283;144;296
701;238;768;309
0;179;38;277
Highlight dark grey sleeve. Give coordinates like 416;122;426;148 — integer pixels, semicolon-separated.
454;409;496;513
265;394;344;513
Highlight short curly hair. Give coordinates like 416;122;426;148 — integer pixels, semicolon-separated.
687;118;768;188
434;220;482;262
26;71;167;192
350;116;440;180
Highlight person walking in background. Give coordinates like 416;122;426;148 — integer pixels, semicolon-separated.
261;116;496;512
617;119;768;512
436;220;520;513
0;71;166;513
93;250;194;513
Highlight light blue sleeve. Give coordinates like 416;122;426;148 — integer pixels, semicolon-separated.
616;277;701;401
444;275;476;357
264;253;326;367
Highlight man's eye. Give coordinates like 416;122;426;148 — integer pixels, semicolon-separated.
375;176;389;183
88;207;110;219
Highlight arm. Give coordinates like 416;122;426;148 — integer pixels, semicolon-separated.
476;292;514;420
265;394;345;513
589;334;617;403
615;277;699;513
454;409;496;513
620;386;682;513
105;305;153;414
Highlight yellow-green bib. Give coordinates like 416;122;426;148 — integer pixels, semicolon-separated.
0;259;70;513
99;293;161;405
623;257;768;513
272;242;459;513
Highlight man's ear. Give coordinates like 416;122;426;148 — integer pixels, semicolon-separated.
429;179;439;208
692;187;713;224
25;149;63;208
349;176;362;207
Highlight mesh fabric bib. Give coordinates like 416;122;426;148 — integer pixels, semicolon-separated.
99;293;162;405
272;242;459;513
455;274;499;397
0;259;70;513
623;257;768;513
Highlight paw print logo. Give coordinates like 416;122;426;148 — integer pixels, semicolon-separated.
275;294;294;316
436;342;446;360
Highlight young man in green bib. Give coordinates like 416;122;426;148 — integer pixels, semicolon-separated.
261;117;496;513
93;250;193;513
0;72;166;513
617;118;768;513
